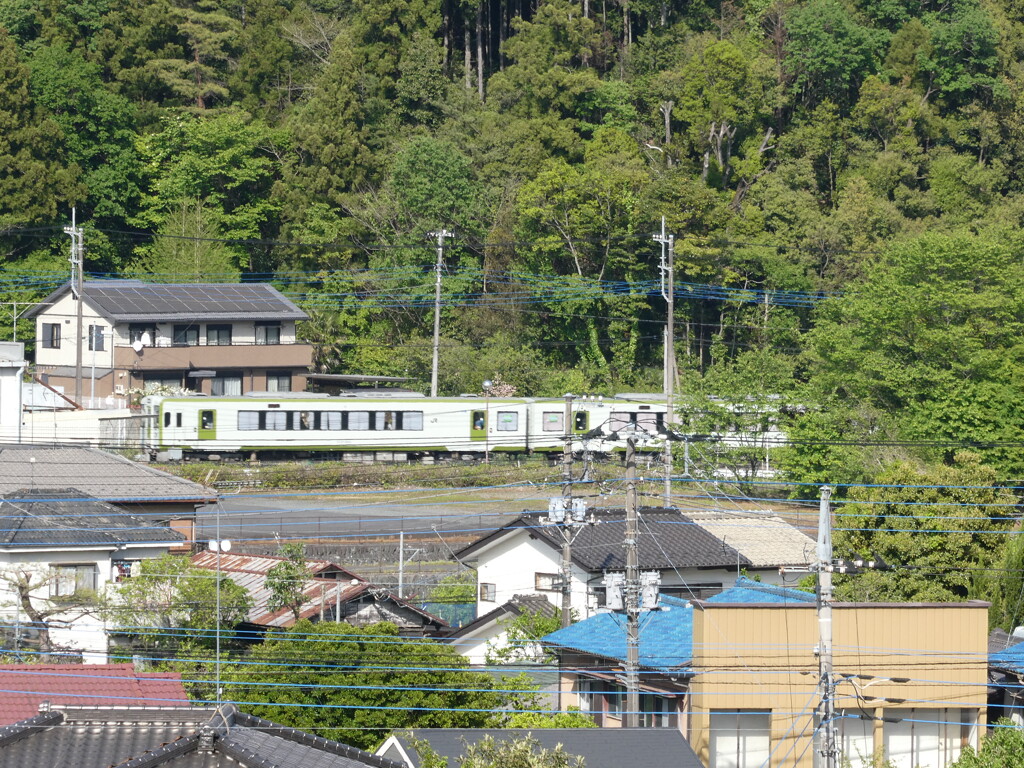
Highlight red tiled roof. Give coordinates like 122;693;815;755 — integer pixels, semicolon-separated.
0;664;189;725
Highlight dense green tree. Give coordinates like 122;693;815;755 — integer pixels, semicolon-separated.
221;621;509;748
950;723;1024;768
265;542;312;622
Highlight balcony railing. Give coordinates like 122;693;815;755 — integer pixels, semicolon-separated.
113;342;313;370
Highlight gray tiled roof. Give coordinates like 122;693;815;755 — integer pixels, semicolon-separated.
458;509;752;570
27;281;307;322
0;446;214;503
382;729;703;768
0;705;402;768
457;507;815;571
0;490;186;548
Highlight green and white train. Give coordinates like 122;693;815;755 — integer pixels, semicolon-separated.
140;392;668;460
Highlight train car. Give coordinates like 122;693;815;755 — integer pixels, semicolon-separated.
140;392;668;461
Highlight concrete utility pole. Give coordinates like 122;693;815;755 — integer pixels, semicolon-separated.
653;219;675;505
624;436;640;728
64;209;85;404
560;392;575;628
816;485;838;768
428;229;453;398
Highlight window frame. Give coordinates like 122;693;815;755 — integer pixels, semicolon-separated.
87;324;105;352
206;324;233;346
255;321;281;345
172;324;199;346
41;323;61;349
535;572;561;592
50;563;99;597
479;583;496;602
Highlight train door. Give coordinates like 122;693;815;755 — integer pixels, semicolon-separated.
470;409;487;441
573;410;590;434
198;409;217;440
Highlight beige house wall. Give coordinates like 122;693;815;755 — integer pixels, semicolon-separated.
688;601;989;768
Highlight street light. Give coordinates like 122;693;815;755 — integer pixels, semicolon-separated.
482;379;493;463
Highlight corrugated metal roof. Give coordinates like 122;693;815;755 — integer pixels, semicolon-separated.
0;446;214;503
543;595;694;671
26;281;308;322
0;665;189;725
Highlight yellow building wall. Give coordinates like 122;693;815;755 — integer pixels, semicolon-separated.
688;602;989;768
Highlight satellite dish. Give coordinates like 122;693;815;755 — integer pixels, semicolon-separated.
221;540;232;552
131;340;143;353
140;332;152;347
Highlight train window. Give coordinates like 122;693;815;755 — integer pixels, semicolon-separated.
348;411;370;430
321;412;342;430
163;412;171;428
542;412;564;432
294;411;314;430
497;411;518;431
574;412;589;431
176;413;182;427
609;412;633;431
472;411;485;430
265;411;287;430
402;411;424;430
201;411;215;430
238;411;260;431
374;411;397;430
637;412;658;431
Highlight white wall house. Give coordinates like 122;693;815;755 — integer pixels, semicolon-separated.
0;342;25;443
455;508;815;623
0;490;186;662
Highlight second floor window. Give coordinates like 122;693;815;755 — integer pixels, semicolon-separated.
173;325;199;346
207;324;232;346
128;324;156;345
256;321;281;345
41;323;60;349
88;325;105;351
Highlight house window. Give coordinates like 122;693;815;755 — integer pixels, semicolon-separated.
497;411;519;431
111;560;140;583
206;324;232;346
128;324;156;344
479;583;496;602
709;711;771;768
173;325;199;346
542;412;564;432
267;372;291;392
88;325;105;351
41;323;60;349
535;573;560;592
51;564;98;597
255;321;281;345
211;376;242;396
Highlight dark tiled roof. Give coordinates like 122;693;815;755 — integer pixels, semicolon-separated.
0;705;403;768
0;490;186;548
457;509;752;571
0;665;189;725
0;446;214;503
27;281;308;323
382;728;703;768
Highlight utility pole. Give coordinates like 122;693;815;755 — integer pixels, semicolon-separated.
64;209;85;404
560;392;575;628
428;229;453;398
654;218;675;505
624;436;640;728
816;485;838;768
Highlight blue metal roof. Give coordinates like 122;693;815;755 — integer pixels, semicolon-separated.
541;579;814;671
991;640;1024;672
543;595;694;671
708;575;815;604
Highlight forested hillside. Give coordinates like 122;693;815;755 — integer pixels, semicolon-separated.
2;0;1024;485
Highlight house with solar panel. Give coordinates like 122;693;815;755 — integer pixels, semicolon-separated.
26;280;312;405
